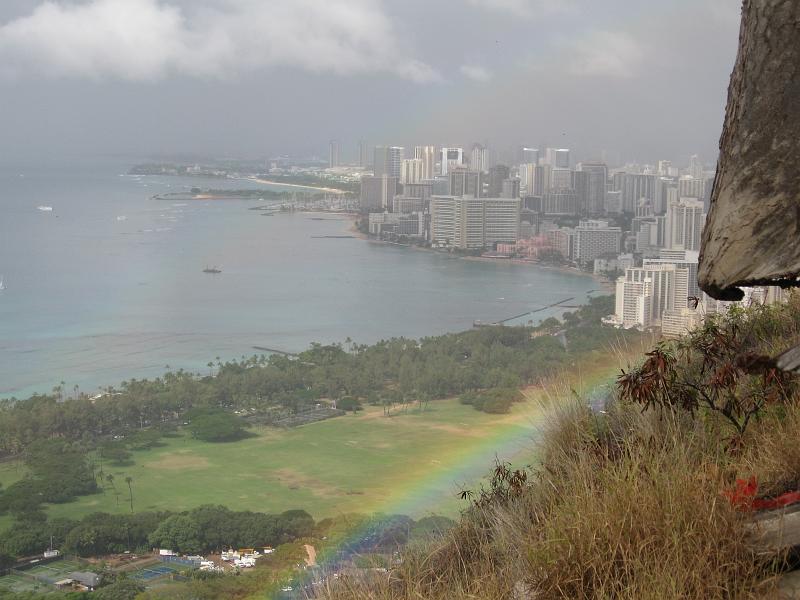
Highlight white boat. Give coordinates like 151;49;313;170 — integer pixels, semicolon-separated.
0;276;5;291
116;215;127;221
37;205;53;212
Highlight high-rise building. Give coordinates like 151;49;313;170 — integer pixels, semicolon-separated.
518;163;536;197
573;220;622;266
678;176;706;199
449;167;482;197
360;175;398;212
688;154;704;180
577;162;608;214
440;147;464;175
522;147;540;165
605;190;623;214
469;144;488;172
429;196;520;249
615;173;656;213
501;178;520;199
614;264;684;328
551;168;573;190
403;182;433;202
657;160;672;176
665;198;706;251
654;177;678;214
488;164;510;197
545;148;570;168
401;158;424;184
543;189;578;215
329;140;340;168
373;146;404;178
414;146;436;181
358;140;369;169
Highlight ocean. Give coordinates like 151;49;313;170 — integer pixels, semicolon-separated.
0;158;600;399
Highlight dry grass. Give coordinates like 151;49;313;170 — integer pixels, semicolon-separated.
318;297;800;600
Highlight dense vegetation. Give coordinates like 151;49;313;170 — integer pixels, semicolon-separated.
323;296;800;600
0;295;629;459
0;504;314;559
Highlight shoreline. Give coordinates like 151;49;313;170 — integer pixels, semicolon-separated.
354;230;613;291
237;176;349;195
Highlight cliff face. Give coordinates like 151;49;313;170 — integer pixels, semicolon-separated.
699;0;800;300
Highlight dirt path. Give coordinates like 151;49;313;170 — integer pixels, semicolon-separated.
304;544;317;567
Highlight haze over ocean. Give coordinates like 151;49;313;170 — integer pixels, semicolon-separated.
0;158;598;398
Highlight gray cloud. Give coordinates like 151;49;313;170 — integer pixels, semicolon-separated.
465;0;576;18
0;0;742;164
460;64;493;82
0;0;439;83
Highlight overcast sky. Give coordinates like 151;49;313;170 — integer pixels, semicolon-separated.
0;0;741;166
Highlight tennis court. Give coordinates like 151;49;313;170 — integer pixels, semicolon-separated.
0;572;50;593
130;563;180;582
26;558;84;580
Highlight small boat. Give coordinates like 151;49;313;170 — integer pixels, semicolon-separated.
203;266;222;274
37;205;53;212
116;215;127;221
0;276;5;291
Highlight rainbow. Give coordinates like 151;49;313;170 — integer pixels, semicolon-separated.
284;369;618;595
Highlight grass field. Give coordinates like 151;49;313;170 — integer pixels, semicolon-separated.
0;348;638;526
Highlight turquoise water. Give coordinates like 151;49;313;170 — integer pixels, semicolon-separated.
0;159;599;399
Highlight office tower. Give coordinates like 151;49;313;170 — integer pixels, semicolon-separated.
358;140;369;168
449;167;481;197
573;220;623;266
469;144;488;172
414;145;436;180
488;164;510;197
605;190;623;214
617;173;656;213
440;147;464;175
615;264;683;328
519;163;534;196
430;196;458;246
482;198;521;245
360;175;398;212
522;147;540;165
545;148;570;168
430;196;520;249
403;182;432;202
368;212;424;237
501;178;520;199
665;198;706;251
393;196;427;214
373;146;404;178
543;189;578;215
688;154;704;179
430;176;450;195
573;170;589;215
657;160;672;176
401;158;424;184
655;177;678;214
551;168;573;190
678;176;706;199
329;140;340;168
646;249;701;302
577;161;608;214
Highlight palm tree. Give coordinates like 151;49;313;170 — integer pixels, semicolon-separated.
106;473;119;506
125;476;134;513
